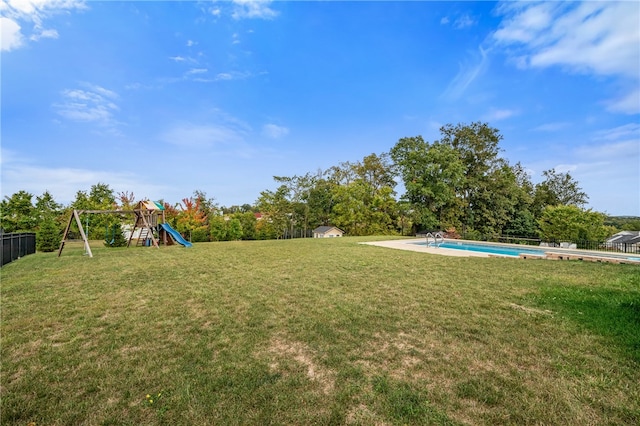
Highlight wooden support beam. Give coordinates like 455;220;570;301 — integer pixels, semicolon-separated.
78;209;137;214
58;209;93;257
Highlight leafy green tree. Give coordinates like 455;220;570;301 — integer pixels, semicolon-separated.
70;183;118;240
438;122;506;234
256;185;292;239
227;218;243;240
255;217;277;240
274;174;314;237
89;182;116;209
37;216;60;252
605;216;640;232
235;212;257;240
325;154;398;235
330;180;371;235
471;164;528;236
354;153;396;191
503;163;537;237
533;169;588;216
1;190;37;232
538;205;611;243
35;191;62;223
209;214;228;241
306;176;334;228
390;136;464;232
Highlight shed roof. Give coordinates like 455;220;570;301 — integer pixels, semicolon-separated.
607;231;640;244
313;226;344;234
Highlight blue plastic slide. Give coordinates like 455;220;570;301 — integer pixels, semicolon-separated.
160;223;193;248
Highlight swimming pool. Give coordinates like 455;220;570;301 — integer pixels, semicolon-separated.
413;240;640;262
416;241;548;257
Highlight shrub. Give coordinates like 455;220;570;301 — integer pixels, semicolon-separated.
37;216;61;252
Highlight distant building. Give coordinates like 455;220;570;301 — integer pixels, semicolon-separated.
313;226;344;238
605;231;640;252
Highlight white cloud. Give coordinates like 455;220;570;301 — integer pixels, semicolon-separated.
454;14;476;29
441;46;488;100
592;123;640;142
262;124;289;139
169;55;185;62
232;0;278;20
494;2;639;77
440;16;449;25
186;39;196;47
1;0;86;51
160;123;245;149
493;1;640;115
1;16;23;51
214;71;252;81
0;149;167;205
53;83;119;125
527;122;640;214
532;122;570;132
482;108;518;121
605;88;640;115
29;26;57;41
186;68;208;75
493;2;559;45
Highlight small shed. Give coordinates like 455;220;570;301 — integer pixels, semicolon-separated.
313;226;344;238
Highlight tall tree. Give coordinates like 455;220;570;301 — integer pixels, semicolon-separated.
533;169;588;217
354;153;396;191
235;212;257;240
35;191;62;222
306;177;334;227
438;122;506;234
390;136;464;232
37;216;60;252
88;183;116;209
256;185;292;239
274;174;315;237
209;214;228;241
1;190;37;232
70;183;118;240
176;197;208;242
503;163;537;237
34;191;63;248
117;191;136;210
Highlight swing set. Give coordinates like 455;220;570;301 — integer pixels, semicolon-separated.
58;201;170;258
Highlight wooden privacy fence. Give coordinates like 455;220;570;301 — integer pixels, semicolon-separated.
1;232;36;267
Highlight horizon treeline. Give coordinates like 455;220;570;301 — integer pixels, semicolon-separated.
2;123;639;247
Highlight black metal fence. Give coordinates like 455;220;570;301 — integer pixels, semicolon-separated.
1;232;37;267
459;233;640;254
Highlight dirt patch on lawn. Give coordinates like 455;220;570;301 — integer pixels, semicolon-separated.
266;337;335;395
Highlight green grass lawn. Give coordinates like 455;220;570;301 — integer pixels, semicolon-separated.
2;237;639;425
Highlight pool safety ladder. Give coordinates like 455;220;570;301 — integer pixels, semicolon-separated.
426;232;444;248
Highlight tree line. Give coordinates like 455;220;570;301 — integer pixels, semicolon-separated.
2;122;637;251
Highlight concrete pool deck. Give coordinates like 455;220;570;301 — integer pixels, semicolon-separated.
361;238;640;264
360;239;490;257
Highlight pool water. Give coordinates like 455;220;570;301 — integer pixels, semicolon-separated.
417;241;545;257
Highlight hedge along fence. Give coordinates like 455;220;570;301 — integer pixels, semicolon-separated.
1;232;36;267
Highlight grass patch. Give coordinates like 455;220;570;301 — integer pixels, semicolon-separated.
1;237;639;425
530;276;640;363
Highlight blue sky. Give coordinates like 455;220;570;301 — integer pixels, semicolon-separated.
2;1;639;216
